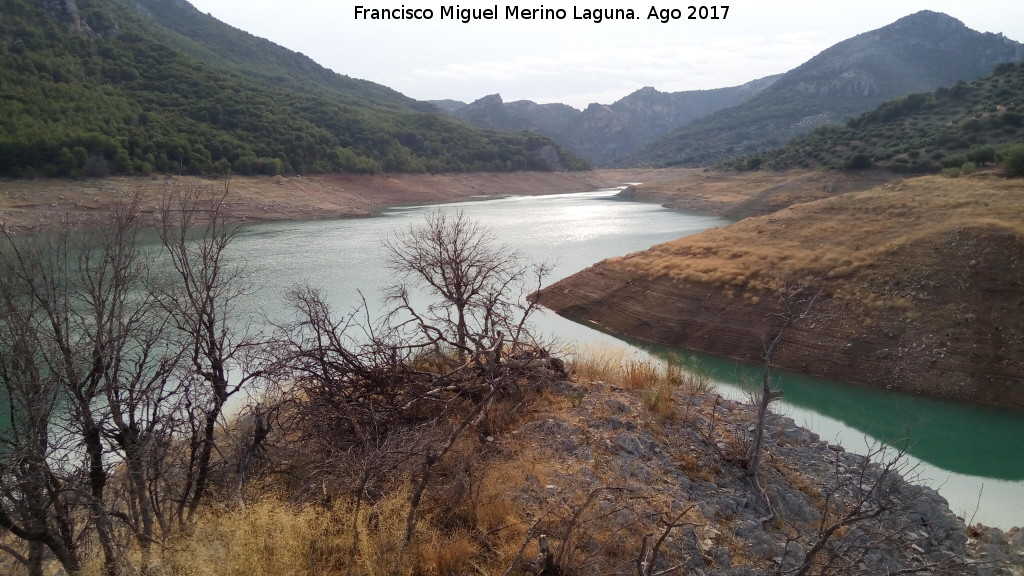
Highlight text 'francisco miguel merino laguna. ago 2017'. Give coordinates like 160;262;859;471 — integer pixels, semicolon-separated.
353;5;730;24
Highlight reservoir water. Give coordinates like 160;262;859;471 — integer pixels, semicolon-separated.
213;187;1024;529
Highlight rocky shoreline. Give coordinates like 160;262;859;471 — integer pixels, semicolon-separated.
507;377;1024;574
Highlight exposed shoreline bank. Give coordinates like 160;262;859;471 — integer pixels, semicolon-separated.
0;168;692;231
538;173;1024;409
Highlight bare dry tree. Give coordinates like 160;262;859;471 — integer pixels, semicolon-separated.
0;195;188;576
747;280;825;480
274;209;565;567
0;228;81;576
384;209;551;368
775;442;971;576
281;286;424;451
156;181;269;523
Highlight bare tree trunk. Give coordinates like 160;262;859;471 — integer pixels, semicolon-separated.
404;385;496;546
746;328;786;478
233;404;272;508
746;281;823;480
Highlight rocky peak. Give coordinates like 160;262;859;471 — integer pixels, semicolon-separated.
475;93;504;106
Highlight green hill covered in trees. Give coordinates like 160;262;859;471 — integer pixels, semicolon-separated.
622;11;1023;168
0;0;587;178
727;62;1024;174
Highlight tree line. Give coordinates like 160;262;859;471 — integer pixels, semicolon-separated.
0;0;588;179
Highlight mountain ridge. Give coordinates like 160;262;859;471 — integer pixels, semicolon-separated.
621;10;1024;167
442;75;779;165
723;61;1024;174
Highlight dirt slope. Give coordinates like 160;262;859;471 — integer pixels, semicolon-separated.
0;170;640;231
618;168;894;217
537;174;1024;408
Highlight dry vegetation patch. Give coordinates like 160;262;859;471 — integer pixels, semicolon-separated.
21;345;997;576
540;173;1024;406
614;174;1024;307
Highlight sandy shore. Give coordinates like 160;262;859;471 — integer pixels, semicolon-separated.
0;169;692;231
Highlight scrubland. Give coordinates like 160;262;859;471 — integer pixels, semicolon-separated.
10;345;1011;576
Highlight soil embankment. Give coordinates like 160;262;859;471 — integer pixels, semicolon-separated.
618;167;894;217
0;169;677;231
538;173;1024;408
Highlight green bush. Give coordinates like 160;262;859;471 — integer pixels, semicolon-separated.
967;145;996;166
1002;144;1024;177
845;153;873;170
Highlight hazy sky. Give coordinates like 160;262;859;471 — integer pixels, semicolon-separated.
185;0;1024;109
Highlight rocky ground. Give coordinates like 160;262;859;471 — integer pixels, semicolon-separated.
493;374;1024;575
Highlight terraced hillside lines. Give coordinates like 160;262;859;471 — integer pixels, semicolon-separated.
537;175;1024;407
618;168;893;218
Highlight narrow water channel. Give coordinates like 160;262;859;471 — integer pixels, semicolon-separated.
220;188;1023;529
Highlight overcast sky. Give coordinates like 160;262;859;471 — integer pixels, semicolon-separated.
185;0;1024;110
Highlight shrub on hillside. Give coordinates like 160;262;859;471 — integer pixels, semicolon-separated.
1002;144;1024;177
967;145;997;166
845;153;873;170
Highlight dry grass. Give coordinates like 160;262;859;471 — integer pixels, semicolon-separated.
566;344;719;422
567;344;718;422
121;498;359;576
71;462;527;576
611;174;1024;306
571;344;713;392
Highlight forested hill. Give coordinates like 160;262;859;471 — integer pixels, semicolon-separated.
622;11;1024;168
724;61;1024;174
0;0;587;178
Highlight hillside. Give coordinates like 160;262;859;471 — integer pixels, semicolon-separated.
622;11;1024;168
616;168;893;219
536;174;1024;408
0;0;586;178
445;77;779;165
724;61;1024;174
4;345;1017;574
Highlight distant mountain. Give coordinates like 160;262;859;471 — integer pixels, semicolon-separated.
0;0;586;178
428;100;469;114
623;11;1024;167
447;77;779;165
725;61;1024;174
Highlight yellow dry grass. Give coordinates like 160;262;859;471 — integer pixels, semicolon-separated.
610;174;1024;303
